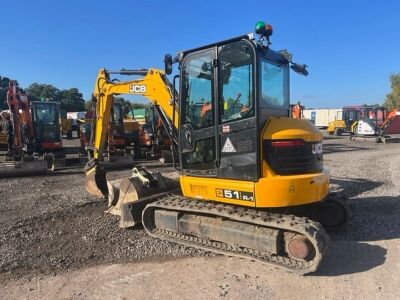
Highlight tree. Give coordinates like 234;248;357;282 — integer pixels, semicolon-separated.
383;73;400;109
26;83;60;103
115;97;149;117
84;96;148;116
85;99;94;111
26;83;85;112
58;88;85;112
0;76;14;110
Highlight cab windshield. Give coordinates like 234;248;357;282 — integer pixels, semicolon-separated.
260;59;289;108
35;103;58;125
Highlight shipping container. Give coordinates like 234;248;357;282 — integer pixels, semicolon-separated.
303;108;342;128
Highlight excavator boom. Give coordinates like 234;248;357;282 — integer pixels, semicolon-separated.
85;68;178;197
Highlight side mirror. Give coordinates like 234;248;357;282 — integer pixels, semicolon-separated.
291;63;309;76
164;54;173;75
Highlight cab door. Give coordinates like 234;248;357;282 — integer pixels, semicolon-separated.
179;48;217;177
179;39;257;181
216;40;258;181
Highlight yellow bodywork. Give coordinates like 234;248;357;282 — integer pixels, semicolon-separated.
88;68;329;209
180;118;329;208
327;119;346;134
350;121;359;133
123;119;140;132
60;117;73;135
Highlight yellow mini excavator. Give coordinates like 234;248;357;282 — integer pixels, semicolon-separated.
84;22;350;274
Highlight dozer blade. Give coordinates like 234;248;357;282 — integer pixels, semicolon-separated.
85;166;109;198
103;155;136;170
0;160;51;178
106;167;180;228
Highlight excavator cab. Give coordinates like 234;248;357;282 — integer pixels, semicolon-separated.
109;102;126;148
31;102;62;149
31;101;65;166
177;35;292;182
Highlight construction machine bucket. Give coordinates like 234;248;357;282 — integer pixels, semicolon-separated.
106;167;180;228
85;162;109;198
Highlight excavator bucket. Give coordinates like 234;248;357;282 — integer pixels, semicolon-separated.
85;167;109;198
106;167;180;228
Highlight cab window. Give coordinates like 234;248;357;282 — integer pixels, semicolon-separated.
35;103;57;125
181;51;214;129
218;41;254;123
260;60;288;107
112;103;124;125
345;110;359;121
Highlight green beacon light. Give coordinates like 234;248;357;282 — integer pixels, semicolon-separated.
255;21;266;34
255;21;273;44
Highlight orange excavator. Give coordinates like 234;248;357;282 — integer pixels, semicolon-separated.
0;81;53;176
134;105;173;162
79;101;135;168
380;108;400;133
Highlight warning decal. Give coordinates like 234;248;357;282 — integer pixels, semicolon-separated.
222;137;236;153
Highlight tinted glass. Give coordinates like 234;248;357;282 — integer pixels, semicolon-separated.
181;137;215;170
260;60;289;107
376;109;384;121
219;41;254;123
35;103;58;125
346;110;359;121
181;51;214;129
112;104;124;125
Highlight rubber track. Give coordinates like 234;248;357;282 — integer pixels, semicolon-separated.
142;194;330;275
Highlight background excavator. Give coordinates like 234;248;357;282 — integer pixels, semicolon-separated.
0;81;53;176
132;105;173;162
326;105;400;137
31;100;66;167
84;22;350;274
80;102;173;165
350;106;400;143
327;105;364;136
79;101;135;167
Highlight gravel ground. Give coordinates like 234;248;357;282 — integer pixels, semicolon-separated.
0;165;209;284
0;135;399;299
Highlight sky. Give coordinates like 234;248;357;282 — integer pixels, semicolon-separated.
1;0;399;108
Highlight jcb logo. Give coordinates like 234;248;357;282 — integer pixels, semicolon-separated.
129;84;146;93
